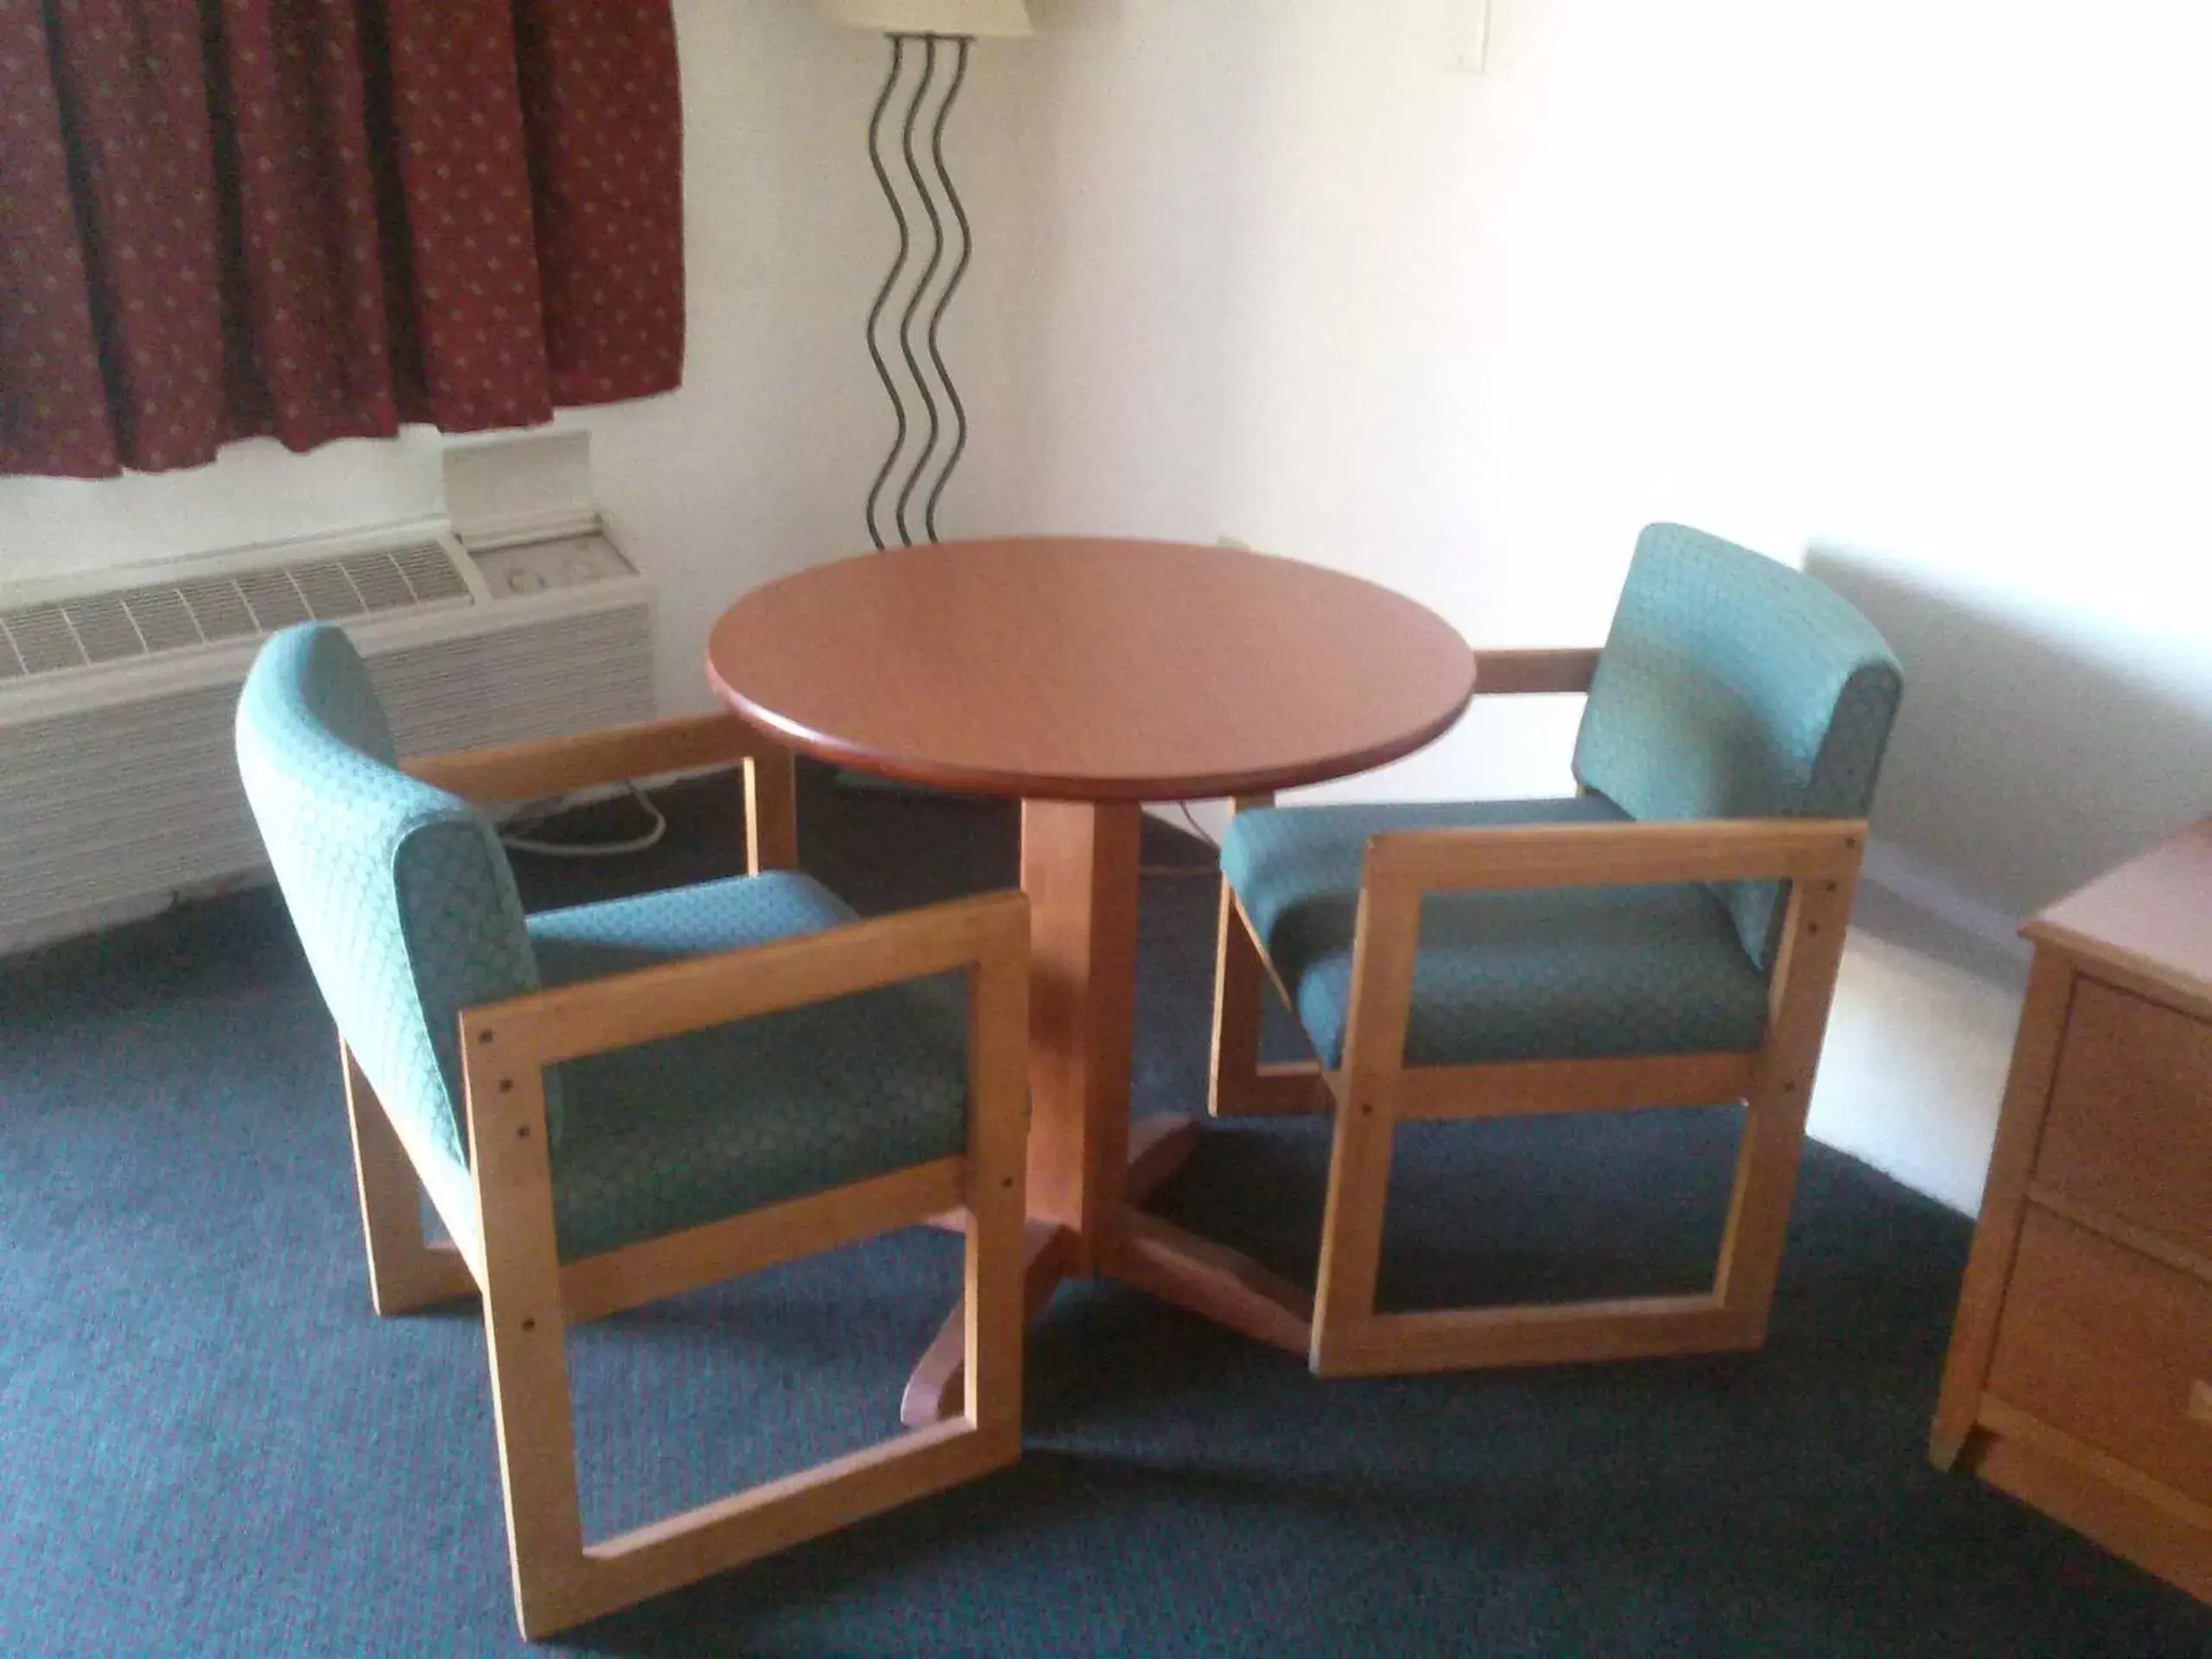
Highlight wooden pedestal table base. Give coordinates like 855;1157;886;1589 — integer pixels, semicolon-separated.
705;538;1475;1425
900;1117;1205;1426
899;800;1316;1427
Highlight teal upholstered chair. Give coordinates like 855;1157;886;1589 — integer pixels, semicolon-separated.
1205;524;1903;1377
235;624;1031;1639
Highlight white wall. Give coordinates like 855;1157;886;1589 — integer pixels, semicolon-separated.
0;0;1038;715
995;0;2212;1210
1007;0;2212;807
12;0;2209;1212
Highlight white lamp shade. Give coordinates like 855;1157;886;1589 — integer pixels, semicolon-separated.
816;0;1033;37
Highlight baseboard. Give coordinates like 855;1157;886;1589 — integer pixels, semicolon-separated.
1859;839;2033;968
0;869;269;960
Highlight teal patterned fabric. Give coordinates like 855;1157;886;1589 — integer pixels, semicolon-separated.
238;626;970;1266
1219;528;1898;1075
531;875;969;1262
1572;524;1903;965
1220;797;1770;1071
236;626;542;1241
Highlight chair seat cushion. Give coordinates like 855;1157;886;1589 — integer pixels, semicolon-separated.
1219;798;1770;1071
528;873;969;1262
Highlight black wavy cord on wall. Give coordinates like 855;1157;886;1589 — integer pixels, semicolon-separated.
920;37;974;541
892;38;948;546
862;36;913;551
863;33;975;549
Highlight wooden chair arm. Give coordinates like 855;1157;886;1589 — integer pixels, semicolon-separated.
1362;817;1867;897
404;712;798;874
458;890;1031;1070
1469;648;1603;696
452;884;1032;1608
405;711;780;801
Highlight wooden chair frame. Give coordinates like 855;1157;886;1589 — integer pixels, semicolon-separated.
340;716;1030;1637
1205;651;1867;1377
403;709;800;876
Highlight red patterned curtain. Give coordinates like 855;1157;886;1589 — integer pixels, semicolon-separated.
0;0;683;479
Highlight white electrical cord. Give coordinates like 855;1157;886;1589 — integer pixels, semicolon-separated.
1138;803;1223;880
499;791;1209;868
1178;803;1218;849
499;784;669;859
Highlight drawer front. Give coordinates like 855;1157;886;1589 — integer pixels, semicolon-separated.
2034;976;2212;1261
1989;1207;2212;1507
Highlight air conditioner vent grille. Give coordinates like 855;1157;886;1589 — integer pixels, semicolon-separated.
0;542;472;683
3;605;84;677
391;544;468;604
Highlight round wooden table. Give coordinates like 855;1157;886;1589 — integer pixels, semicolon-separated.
708;537;1474;1423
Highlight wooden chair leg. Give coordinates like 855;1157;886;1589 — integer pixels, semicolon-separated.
958;935;1030;1447
1711;1079;1813;1339
1208;882;1267;1118
900;1218;1070;1430
1210;798;1335;1121
1309;881;1421;1374
460;1047;593;1639
744;749;798;874
340;1040;475;1316
1309;1084;1400;1372
900;916;1043;1432
1713;868;1857;1338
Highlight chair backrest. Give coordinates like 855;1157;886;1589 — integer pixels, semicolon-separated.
1573;524;1903;968
235;625;544;1185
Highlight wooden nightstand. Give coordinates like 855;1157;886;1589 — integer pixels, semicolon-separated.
1934;819;2212;1600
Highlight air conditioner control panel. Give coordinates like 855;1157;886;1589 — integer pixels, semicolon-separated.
473;534;636;599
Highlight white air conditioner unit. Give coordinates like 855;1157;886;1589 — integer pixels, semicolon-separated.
0;516;656;957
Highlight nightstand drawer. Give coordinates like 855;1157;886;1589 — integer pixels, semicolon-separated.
2035;977;2212;1261
1989;1208;2212;1508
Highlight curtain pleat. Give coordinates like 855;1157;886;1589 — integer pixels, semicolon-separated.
0;0;683;480
515;0;684;406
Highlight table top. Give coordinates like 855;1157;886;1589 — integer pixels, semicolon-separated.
706;537;1475;802
2027;817;2212;1013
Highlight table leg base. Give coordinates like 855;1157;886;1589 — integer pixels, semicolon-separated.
1103;1211;1313;1357
901;1219;1072;1430
899;1114;1310;1427
917;1116;1194;1236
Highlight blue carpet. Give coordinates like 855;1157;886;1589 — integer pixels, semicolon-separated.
2;766;2205;1656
